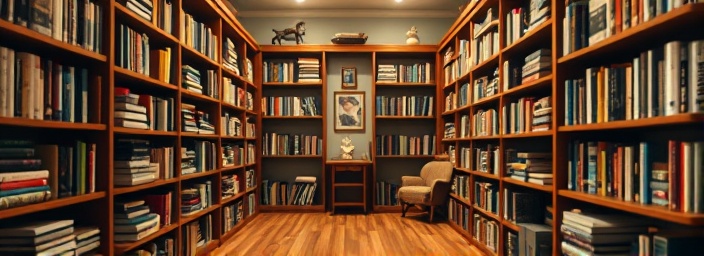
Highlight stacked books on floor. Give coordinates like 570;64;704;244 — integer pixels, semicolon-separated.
221;174;240;199
181;182;212;217
114;200;161;243
0;220;99;255
123;0;153;21
506;151;553;185
0;140;52;209
531;96;552;132
182;65;203;94
181;103;198;133
180;147;196;175
115;87;149;130
297;58;321;82
223;37;240;75
522;48;551;84
115;139;158;187
376;64;397;82
196;111;215;135
560;210;648;256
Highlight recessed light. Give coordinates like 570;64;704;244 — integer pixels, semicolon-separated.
296;0;304;2
395;0;402;2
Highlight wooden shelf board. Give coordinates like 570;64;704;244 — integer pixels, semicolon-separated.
0;19;107;62
375;82;436;87
113;223;179;255
114;67;179;91
181;170;220;181
450;193;472;206
245;137;257;140
472;93;501;107
180;205;221;225
181;43;220;67
246;109;258;115
262;82;323;87
473;20;500;39
502;220;520;232
468;170;500;180
443;54;460;67
196;239;220;256
559;190;704;225
260;44;437;53
114;4;179;44
259;205;325;212
444;81;456;89
114;178;179;195
245;162;257;167
501;75;553;97
375;116;435;119
558;4;704;65
222;67;249;84
221;191;247;205
113;127;177;136
558;113;704;132
262;116;323;119
0;192;105;219
374;155;435;159
333;183;364;187
473;205;500;222
181;90;220;104
502;177;552;192
501;20;553;57
220;136;245;141
0;117;105;130
470;53;499;74
181;132;220;139
221;164;245;172
469;135;501;140
221;102;248;112
261;155;322;158
246;186;258;194
501;130;553;139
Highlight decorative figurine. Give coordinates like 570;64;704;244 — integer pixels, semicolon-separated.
271;21;306;45
406;26;420;45
340;136;355;160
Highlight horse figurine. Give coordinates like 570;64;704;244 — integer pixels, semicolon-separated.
272;21;306;45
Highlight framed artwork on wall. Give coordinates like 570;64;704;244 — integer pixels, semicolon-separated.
334;91;365;132
341;67;357;89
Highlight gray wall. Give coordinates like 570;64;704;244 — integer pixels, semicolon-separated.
239;17;454;45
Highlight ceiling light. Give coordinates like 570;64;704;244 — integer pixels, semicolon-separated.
395;0;402;2
296;0;304;2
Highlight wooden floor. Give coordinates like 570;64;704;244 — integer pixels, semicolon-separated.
212;212;485;256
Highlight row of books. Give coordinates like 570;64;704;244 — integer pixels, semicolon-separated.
521;48;551;84
442;39;471;85
375;95;434;117
262;133;323;156
473;213;500;253
221;173;240;199
376;62;434;83
375;180;399;206
117;24;151;76
448;199;470;232
506;151;553;185
505;0;551;46
474;181;499;215
472;8;499;65
181;181;212;216
155;0;173;35
0;47;91;122
182;65;218;99
0;220;100;255
564;40;704;126
375;134;437;156
450;175;470;200
223;37;240;76
262;58;322;83
183;214;212;256
471;69;499;102
0;0;103;53
125;236;175;256
180;12;218;61
221;113;241;137
567;140;704;213
223;200;243;233
472;108;499;137
503;95;552;134
261;177;318;206
261;96;322;117
222;144;245;167
114;87;175;131
222;77;247;107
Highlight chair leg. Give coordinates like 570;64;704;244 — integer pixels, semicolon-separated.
429;206;435;223
401;202;409;217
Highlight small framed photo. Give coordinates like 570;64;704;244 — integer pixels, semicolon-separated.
334;91;365;132
341;67;357;89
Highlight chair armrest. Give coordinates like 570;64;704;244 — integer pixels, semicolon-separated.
429;179;452;206
401;176;424;187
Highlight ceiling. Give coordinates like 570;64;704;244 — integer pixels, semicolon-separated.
230;0;466;18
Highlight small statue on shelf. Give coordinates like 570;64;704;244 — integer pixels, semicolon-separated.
340;136;355;160
406;26;420;45
271;21;306;45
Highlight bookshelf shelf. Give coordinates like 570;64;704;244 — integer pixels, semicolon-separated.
220;136;245;141
221;67;247;82
470;53;499;74
470;135;501;141
0;117;106;130
261;116;323;120
221;191;247;206
181;170;220;182
0;19;107;62
181;90;220;104
473;20;500;39
471;238;498;256
180;205;221;225
113;223;180;255
558;190;704;226
181;43;220;68
557;113;704;132
261;155;322;159
114;67;179;91
113;178;180;195
468;170;499;180
262;82;323;87
501;130;553;139
221;102;248;112
221;165;245;172
113;127;178;136
259;205;325;212
473;205;500;222
501;20;553;58
0;192;105;219
501;220;520;232
501;75;552;98
196;239;220;256
502;177;552;192
454;104;472;113
449;193;471;206
375;116;435;119
444;81;456;89
180;133;220;139
114;4;179;45
246;186;257;194
558;4;704;66
443;55;460;67
456;71;472;83
374;155;435;159
472;93;501;107
375;82;436;87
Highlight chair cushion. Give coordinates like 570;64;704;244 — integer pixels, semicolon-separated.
398;186;432;205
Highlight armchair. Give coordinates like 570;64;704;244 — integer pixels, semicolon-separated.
397;156;453;222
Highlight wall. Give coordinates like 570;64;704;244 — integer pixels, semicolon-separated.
239;17;454;45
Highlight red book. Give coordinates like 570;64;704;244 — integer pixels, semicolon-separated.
0;178;48;191
115;87;130;97
144;194;167;227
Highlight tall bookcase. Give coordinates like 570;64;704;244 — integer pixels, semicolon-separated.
439;0;704;255
0;0;261;255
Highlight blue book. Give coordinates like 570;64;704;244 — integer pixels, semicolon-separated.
587;142;598;194
0;185;50;197
640;142;651;204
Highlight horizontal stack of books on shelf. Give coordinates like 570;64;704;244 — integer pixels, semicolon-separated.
526;0;550;32
74;226;101;255
261;96;322;116
521;48;551;84
114;139;159;187
181;182;212;217
182;65;203;95
0;140;54;209
115;88;149;130
472;69;499;102
195;111;215;135
262;133;323;156
0;48;92;122
118;24;150;76
377;64;398;83
221;174;240;199
123;0;153;22
376;63;434;83
223;37;240;75
0;220;100;255
180;147;196;175
114;200;161;243
375;95;434;116
375;134;436;156
261;176;317;206
297;58;321;83
506;151;552;185
0;0;103;53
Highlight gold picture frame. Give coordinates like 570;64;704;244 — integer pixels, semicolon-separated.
341;67;357;89
334;91;365;132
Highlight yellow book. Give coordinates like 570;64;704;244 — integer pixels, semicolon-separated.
596;67;605;123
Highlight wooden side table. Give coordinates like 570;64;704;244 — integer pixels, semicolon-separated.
327;159;371;214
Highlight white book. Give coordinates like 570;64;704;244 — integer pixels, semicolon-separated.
114;110;148;122
586;68;593;124
113;222;159;242
53;0;63;40
73;227;100;242
37;240;76;256
75;240;100;255
663;41;680;116
682;142;693;213
114;102;147;113
633;57;640;120
0;170;50;182
0;47;7;117
0;234;75;252
114;173;156;186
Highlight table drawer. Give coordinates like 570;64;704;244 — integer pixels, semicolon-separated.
335;165;362;172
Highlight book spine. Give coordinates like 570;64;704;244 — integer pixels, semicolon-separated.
0;190;51;209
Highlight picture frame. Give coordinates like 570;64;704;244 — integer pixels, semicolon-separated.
341;67;357;89
334;91;365;132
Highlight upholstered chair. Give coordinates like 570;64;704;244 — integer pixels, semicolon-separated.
397;155;453;222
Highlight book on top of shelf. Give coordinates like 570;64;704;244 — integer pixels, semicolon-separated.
0;219;73;237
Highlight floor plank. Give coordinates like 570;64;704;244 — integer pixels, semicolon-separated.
212;213;484;256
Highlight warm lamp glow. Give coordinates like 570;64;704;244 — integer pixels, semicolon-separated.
296;0;304;2
395;0;403;2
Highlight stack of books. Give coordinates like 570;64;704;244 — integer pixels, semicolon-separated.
180;147;196;175
531;96;552;132
522;49;551;84
115;87;149;130
221;174;239;199
114;139;158;187
297;58;321;82
221;113;241;137
223;37;240;75
181;182;212;216
182;65;203;94
181;103;198;133
124;0;153;22
526;0;550;32
114;200;161;243
221;145;237;167
376;64;397;82
507;151;552;185
0;141;51;210
196;111;215;135
74;226;101;255
0;220;76;255
444;122;456;139
291;176;317;205
560;210;647;256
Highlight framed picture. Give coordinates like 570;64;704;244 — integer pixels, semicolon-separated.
341;67;357;89
334;91;365;132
